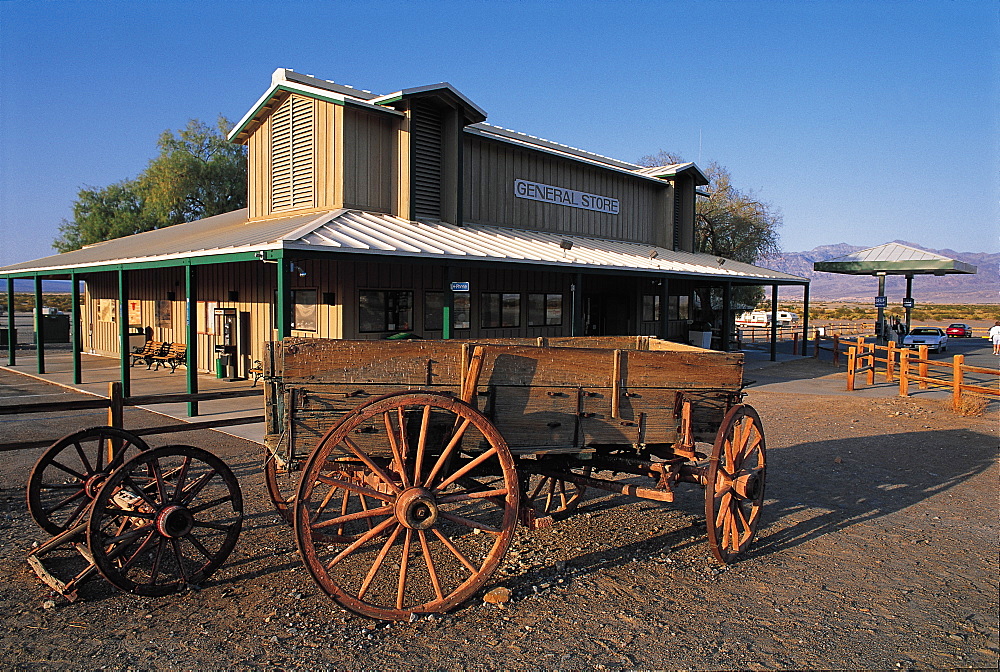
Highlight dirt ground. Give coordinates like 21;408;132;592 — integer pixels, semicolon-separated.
0;358;997;670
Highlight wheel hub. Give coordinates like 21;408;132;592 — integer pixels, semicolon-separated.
155;505;195;538
395;487;439;530
84;472;108;499
733;469;763;500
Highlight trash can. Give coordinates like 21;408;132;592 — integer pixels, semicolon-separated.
216;356;230;379
688;321;713;349
0;329;14;348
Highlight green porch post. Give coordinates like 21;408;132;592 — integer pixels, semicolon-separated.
659;277;669;340
721;282;732;351
801;283;810;356
442;267;453;339
185;265;198;417
118;269;130;398
276;252;290;340
571;273;583;336
34;275;44;374
769;284;778;362
6;277;14;366
71;272;81;384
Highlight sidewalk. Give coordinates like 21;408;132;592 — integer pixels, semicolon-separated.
739;345;954;401
0;348;266;444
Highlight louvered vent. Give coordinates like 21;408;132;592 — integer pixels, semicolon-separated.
411;101;444;220
271;96;315;212
672;184;682;250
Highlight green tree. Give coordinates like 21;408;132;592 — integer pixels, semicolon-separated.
53;180;153;252
140;117;247;226
637;150;781;263
53;116;246;252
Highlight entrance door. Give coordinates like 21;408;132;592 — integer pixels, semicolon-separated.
583;279;634;335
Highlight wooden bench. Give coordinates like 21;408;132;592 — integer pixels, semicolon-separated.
150;343;187;372
130;341;165;368
249;360;264;387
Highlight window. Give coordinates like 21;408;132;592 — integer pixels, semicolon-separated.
641;295;661;323
481;293;520;329
291;289;317;331
424;292;471;332
668;295;690;320
528;293;563;326
359;290;413;333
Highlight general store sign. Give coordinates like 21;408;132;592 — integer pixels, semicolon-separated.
514;179;620;215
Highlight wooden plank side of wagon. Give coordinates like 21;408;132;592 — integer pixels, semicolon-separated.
276;338;467;386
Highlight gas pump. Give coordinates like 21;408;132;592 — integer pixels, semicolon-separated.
214;308;238;380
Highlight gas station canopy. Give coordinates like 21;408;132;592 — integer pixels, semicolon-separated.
813;242;978;276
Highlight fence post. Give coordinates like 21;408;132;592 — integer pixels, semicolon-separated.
899;349;909;397
886;341;895;383
107;381;124;429
952;354;964;413
813;329;820;358
847;347;857;391
918;346;929;389
833;334;840;367
866;343;876;386
792;332;799;356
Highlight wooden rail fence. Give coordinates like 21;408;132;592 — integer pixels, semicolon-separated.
843;341;999;412
0;382;264;453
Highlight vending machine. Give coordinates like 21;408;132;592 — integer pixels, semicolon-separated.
213;308;238;380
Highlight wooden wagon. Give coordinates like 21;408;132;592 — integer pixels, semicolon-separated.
261;336;767;621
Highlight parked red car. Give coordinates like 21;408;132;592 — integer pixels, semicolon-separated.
945;323;974;338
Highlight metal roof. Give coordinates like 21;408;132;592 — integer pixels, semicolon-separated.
813;242;978;276
1;209;807;285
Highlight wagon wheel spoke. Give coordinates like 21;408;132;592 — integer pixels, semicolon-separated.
396;528;414;610
438;511;500;534
172;456;192;503
358;524;403;600
89;445;243;597
413;405;432;487
73;441;94;475
29;427;152;536
422;418;472;489
342;437;402;496
430;527;478;574
383;411;410;488
419;530;445;602
705;405;766;565
295;391;519;621
524;469;588;517
312;504;394;530
47;460;87;481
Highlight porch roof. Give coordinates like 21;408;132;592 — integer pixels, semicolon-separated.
1;209;807;285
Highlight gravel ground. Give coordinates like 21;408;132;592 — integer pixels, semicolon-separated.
0;359;997;670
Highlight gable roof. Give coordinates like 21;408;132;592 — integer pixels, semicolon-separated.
229;69;704;185
0;209;806;285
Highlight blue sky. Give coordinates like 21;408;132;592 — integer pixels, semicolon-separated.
1;0;996;268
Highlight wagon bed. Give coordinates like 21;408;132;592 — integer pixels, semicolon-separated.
256;336;766;620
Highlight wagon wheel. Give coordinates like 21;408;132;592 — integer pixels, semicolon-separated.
294;391;520;621
524;470;589;516
88;445;243;596
705;404;766;564
265;445;369;529
263;444;298;525
27;426;151;535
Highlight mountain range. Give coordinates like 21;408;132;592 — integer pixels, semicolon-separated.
761;241;997;304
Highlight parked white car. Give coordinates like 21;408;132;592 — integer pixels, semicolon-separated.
902;327;948;353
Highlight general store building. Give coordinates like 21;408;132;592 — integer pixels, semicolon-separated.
1;69;808;392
